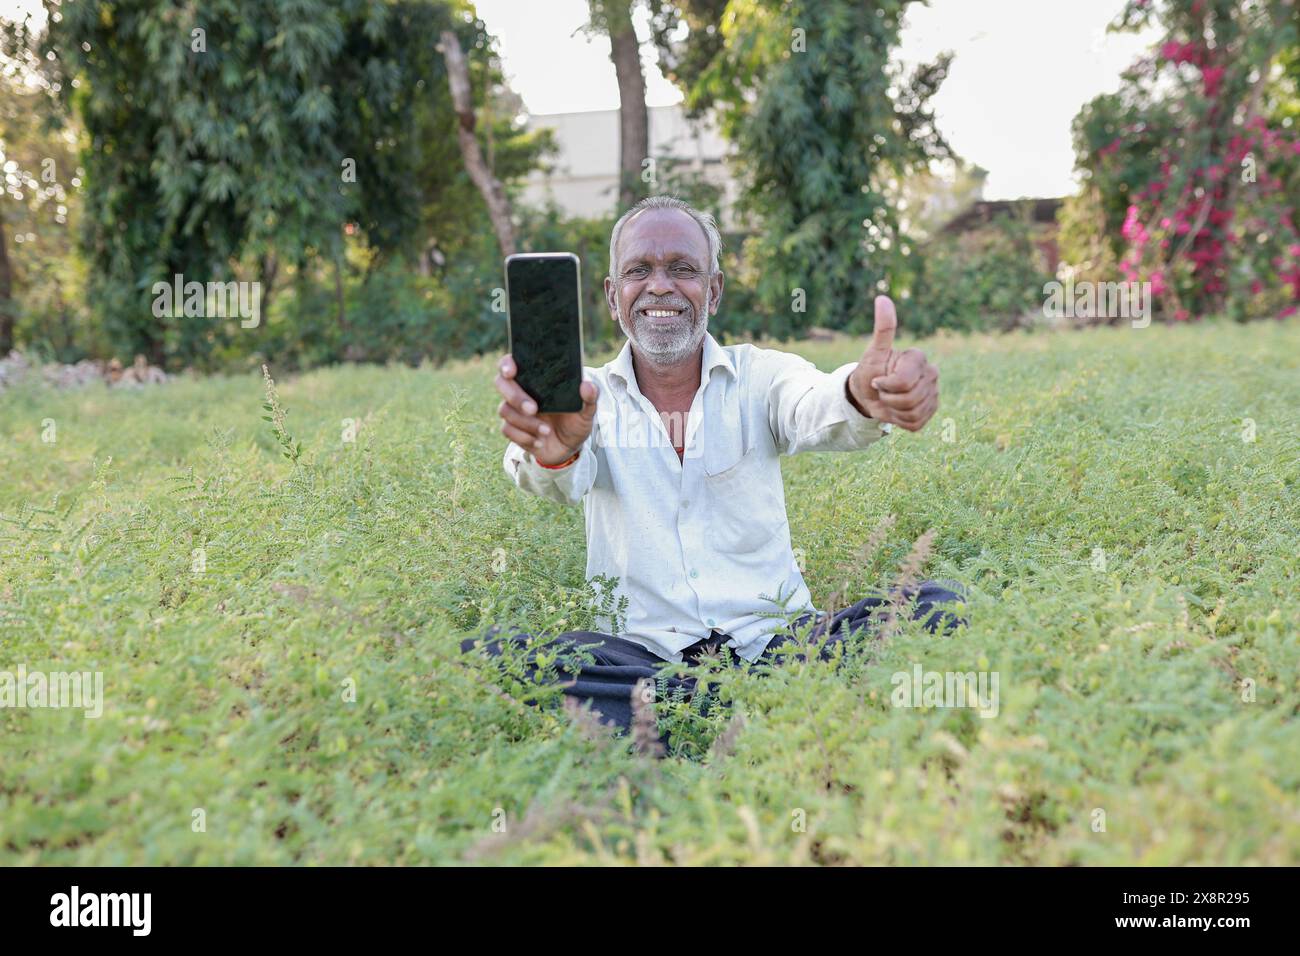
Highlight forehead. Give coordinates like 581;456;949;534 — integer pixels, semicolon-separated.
617;208;708;265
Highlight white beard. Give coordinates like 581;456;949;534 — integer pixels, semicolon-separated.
618;291;710;367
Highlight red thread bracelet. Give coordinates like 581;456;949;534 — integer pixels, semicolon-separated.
537;448;580;470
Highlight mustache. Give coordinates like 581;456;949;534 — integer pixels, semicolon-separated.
632;297;692;313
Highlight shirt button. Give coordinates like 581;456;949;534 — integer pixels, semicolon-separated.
681;500;690;508
689;569;699;579
706;618;716;628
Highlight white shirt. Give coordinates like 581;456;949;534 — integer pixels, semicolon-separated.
503;331;888;663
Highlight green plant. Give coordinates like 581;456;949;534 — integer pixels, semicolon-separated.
909;215;1055;334
0;320;1296;864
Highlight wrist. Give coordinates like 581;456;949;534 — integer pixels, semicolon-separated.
844;374;872;420
536;446;580;469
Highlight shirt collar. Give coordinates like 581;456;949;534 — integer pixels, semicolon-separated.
608;331;736;393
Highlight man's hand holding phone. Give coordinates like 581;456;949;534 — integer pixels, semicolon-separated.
496;354;599;466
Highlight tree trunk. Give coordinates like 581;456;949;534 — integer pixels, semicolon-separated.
260;253;279;319
609;5;649;210
439;30;516;258
0;211;14;354
334;256;347;332
57;285;72;357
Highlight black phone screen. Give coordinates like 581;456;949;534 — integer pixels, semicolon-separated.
506;254;584;413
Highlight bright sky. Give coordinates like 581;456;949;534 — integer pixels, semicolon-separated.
475;0;1161;199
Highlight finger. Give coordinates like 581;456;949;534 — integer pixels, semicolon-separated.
895;395;939;431
864;295;897;358
496;354;538;413
879;388;931;425
873;385;930;412
872;351;928;393
917;396;939;428
904;389;940;420
875;366;937;408
578;380;600;419
501;422;545;449
500;401;549;438
890;409;924;432
494;373;539;415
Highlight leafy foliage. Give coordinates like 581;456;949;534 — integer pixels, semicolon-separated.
4;0;550;369
909;215;1057;335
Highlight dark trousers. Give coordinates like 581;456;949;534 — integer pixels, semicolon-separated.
460;580;967;739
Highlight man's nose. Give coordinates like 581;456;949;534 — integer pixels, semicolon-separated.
646;265;675;296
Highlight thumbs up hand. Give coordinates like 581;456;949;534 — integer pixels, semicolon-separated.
846;295;940;432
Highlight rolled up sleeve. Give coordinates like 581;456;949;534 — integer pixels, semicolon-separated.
765;352;888;455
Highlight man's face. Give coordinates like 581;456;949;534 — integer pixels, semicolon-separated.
604;208;724;368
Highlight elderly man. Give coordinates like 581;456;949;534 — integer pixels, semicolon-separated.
466;195;964;737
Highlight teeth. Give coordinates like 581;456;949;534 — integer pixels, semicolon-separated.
644;309;681;318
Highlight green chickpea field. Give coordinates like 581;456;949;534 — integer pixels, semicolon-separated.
1;319;1296;864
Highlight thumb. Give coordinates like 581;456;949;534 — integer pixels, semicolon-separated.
865;295;897;357
578;380;600;420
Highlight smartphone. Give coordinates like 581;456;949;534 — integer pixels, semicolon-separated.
504;252;585;413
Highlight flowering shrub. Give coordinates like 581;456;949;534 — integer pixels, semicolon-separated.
1068;0;1300;321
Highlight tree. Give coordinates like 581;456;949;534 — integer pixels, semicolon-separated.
439;28;516;257
645;0;728;118
587;0;649;210
4;0;530;368
655;0;951;337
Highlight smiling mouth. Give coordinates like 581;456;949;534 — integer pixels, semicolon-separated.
638;306;687;321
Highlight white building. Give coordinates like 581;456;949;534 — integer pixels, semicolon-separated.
520;105;740;225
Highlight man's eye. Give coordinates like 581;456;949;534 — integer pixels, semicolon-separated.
625;267;649;277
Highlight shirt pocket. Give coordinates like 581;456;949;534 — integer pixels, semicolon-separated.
703;446;785;554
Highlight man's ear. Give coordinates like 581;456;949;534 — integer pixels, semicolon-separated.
707;271;724;316
603;275;619;323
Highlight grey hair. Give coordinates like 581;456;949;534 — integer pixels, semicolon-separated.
608;195;723;279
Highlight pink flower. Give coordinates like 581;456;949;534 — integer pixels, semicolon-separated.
1202;66;1225;97
1121;205;1143;241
